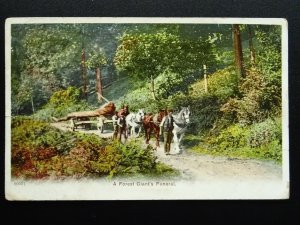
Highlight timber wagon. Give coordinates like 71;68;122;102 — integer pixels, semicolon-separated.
53;101;116;133
68;115;113;133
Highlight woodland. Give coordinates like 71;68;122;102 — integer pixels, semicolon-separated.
10;23;283;179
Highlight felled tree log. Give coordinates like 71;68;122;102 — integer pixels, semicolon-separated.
52;102;116;122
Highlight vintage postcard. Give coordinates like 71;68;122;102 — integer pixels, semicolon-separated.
5;17;289;200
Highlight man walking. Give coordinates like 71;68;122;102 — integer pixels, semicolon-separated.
160;109;174;155
117;113;127;143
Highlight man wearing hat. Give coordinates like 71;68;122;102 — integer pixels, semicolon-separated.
160;109;174;155
117;113;127;143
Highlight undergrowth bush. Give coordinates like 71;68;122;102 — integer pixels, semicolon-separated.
208;124;249;151
122;87;154;112
248;118;281;147
11;117;176;179
12;116;76;154
221;67;281;125
194;117;282;162
190;66;238;101
33;86;91;121
91;140;158;178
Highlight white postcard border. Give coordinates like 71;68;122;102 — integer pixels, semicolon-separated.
5;17;289;200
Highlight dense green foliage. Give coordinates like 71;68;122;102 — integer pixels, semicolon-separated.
11;25;82;114
114;31;215;78
33;86;91;121
12;116;76;154
11;23;283;176
187;117;282;162
176;67;239;133
11;24;129;115
11;117;177;179
177;25;283;162
114;31;216;100
86;50;107;69
220;68;281;126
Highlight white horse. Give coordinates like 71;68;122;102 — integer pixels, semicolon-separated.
172;106;191;154
126;109;145;137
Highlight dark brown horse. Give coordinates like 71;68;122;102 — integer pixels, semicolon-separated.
143;109;167;147
116;105;130;118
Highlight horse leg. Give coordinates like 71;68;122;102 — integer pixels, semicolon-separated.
128;126;131;138
130;126;133;137
133;126;138;137
123;126;127;138
172;131;180;154
178;133;185;153
157;128;161;147
134;126;138;137
179;133;185;144
143;124;147;143
145;128;150;144
137;126;142;137
148;128;153;144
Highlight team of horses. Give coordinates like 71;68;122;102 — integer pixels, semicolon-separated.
119;106;191;154
54;101;191;154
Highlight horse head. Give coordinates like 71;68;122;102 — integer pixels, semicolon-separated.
172;106;191;154
135;109;145;123
178;106;191;124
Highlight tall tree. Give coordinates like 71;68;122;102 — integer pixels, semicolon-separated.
114;32;177;100
114;31;214;100
247;25;256;66
233;24;245;79
86;50;107;102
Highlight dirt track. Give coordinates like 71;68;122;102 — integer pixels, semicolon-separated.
51;122;282;182
154;145;282;182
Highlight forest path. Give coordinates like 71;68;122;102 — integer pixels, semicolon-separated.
50;121;282;182
153;143;282;182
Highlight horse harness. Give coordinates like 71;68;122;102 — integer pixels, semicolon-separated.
131;114;143;124
174;112;189;134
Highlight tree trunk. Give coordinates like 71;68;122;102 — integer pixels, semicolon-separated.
96;67;103;102
233;24;245;79
150;74;156;100
247;25;256;66
81;48;88;99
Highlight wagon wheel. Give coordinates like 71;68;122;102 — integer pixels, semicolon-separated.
69;118;76;132
97;116;105;133
99;124;104;133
